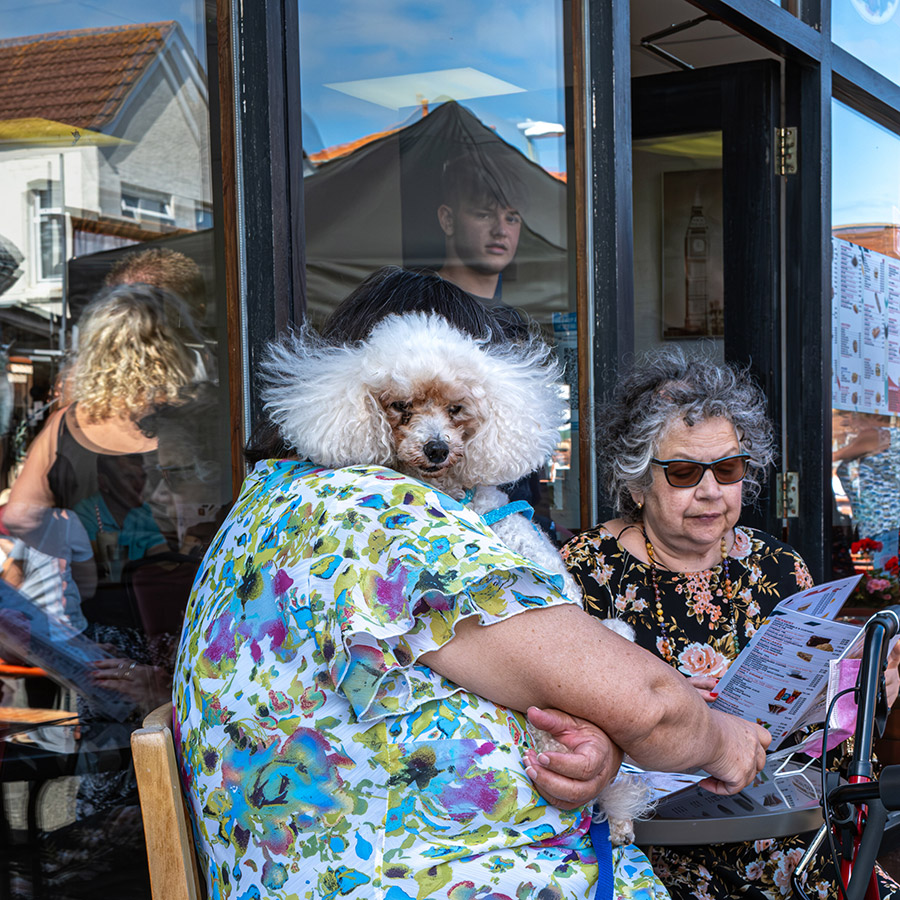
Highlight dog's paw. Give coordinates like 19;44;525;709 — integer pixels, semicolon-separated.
606;815;636;846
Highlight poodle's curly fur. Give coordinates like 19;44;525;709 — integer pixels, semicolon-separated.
262;312;566;498
261;311;653;843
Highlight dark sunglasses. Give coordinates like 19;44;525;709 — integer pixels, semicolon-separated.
650;453;751;488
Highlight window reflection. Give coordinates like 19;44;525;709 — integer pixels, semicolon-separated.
834;0;900;88
632;132;726;363
831;100;900;580
298;0;579;534
0;7;227;898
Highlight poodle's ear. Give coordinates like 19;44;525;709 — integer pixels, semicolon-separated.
260;330;394;468
457;340;568;486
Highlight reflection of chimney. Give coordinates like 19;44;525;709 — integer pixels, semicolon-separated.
684;185;709;332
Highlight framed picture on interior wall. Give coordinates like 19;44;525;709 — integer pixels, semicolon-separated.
661;168;724;339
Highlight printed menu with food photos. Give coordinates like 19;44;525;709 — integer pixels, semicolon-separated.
832;236;900;415
710;574;863;748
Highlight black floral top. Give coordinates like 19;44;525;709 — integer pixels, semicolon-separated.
562;524;813;676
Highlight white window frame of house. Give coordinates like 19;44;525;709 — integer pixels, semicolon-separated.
32;183;65;284
120;186;175;224
195;202;213;230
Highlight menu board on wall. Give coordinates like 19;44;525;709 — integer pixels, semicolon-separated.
832;237;900;414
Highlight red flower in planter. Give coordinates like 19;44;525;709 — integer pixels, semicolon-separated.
852;538;885;554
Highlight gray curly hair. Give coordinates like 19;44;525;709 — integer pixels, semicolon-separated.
599;347;775;522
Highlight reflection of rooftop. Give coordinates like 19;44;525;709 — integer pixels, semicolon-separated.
308;126;404;163
833;224;900;258
0;22;178;130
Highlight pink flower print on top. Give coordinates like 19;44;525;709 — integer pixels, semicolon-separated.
676;641;730;677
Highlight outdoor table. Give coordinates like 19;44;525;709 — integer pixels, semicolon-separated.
633;755;824;846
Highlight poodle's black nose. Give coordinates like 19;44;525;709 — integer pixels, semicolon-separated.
424;440;449;464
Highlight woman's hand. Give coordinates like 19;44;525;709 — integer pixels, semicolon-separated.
523;706;623;811
89;657;172;709
687;675;720;702
697;709;770;796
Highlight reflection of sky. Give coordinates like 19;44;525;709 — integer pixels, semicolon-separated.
832;100;900;227
298;0;568;171
833;0;900;86
0;0;206;62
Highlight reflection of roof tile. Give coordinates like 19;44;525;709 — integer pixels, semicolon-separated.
0;22;175;130
308;127;403;163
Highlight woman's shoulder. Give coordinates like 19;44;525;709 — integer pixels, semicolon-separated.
735;525;803;559
562;521;620;557
562;521;643;577
734;526;812;586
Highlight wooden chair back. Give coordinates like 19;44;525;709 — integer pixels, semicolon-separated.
131;701;203;900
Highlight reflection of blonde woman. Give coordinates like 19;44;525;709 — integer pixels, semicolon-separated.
6;283;204;711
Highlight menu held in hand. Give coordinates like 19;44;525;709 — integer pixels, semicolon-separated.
709;574;865;748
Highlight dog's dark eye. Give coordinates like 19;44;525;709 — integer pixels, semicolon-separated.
390;401;410;412
447;405;463;416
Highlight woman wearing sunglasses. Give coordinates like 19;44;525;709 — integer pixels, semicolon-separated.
562;349;844;900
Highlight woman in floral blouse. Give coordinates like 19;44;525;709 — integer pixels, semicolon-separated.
563;347;900;900
173;269;771;900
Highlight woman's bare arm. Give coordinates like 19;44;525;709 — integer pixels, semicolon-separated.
5;409;64;529
422;604;770;795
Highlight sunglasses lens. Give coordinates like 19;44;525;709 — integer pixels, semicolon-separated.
665;461;704;487
712;456;748;484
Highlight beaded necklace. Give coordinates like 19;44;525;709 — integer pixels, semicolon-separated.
643;530;737;663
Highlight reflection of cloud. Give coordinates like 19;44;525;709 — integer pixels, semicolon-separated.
299;0;565;152
301;0;561;86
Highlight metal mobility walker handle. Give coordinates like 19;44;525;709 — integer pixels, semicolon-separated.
792;606;900;900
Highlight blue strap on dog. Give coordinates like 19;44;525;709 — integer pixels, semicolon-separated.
482;500;534;526
589;819;614;900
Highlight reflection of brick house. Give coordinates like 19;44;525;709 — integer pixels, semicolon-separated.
0;22;209;345
833;224;900;259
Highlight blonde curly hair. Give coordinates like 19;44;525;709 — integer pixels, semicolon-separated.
71;283;202;422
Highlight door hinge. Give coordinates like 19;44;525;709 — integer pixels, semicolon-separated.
775;126;798;176
776;471;799;518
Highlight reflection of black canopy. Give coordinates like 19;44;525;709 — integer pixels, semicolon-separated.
0;234;24;297
303;101;568;324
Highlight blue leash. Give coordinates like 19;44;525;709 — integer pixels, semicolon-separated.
589;819;614;900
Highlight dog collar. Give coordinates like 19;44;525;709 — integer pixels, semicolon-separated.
482;501;534;526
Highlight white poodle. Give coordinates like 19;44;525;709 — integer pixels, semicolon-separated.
262;311;652;843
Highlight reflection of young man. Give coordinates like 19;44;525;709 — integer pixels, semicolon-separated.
436;155;523;304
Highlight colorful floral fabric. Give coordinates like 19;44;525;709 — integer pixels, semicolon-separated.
561;524;900;900
174;460;668;900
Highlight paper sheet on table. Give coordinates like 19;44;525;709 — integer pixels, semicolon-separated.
619;761;706;805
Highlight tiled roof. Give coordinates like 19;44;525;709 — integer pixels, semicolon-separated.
0;22;176;131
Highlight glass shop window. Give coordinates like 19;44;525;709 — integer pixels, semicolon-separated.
833;0;900;89
33;184;65;282
830;99;900;587
0;6;230;898
632;132;725;363
120;189;175;225
297;0;581;539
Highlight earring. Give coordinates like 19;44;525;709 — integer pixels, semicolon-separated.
637;501;643;511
